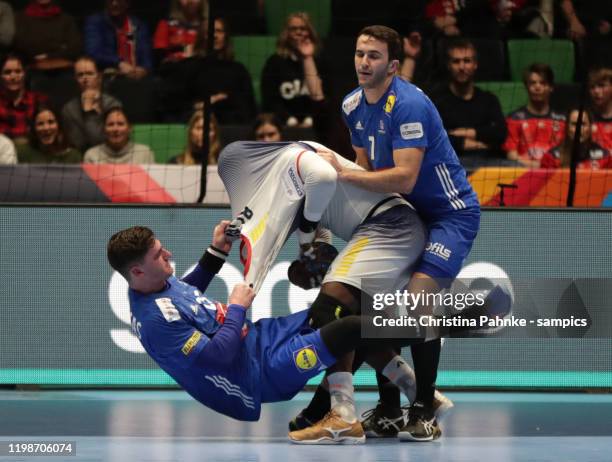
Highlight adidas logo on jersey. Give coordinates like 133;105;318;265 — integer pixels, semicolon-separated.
426;242;451;261
355;121;364;130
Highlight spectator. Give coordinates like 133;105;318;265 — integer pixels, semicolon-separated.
84;0;152;80
588;67;612;151
0;133;16;163
425;0;463;37
187;17;257;124
252;113;283;142
559;0;612;41
431;39;507;167
62;56;122;151
84;107;154;163
168;110;221;165
0;54;48;141
541;108;611;169
153;0;204;64
504;63;566;167
16;106;81;163
13;0;81;72
261;12;327;128
0;1;15;50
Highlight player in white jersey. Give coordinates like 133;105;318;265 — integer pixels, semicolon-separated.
218;140;463;444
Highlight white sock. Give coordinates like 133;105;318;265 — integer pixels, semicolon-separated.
381;356;416;404
327;372;356;423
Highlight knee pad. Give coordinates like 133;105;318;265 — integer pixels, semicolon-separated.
308;293;356;329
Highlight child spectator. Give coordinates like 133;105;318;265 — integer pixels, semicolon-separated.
84;107;154;163
504;63;566;167
62;56;122;151
541;108;611;169
0;54;48;141
16;106;81;163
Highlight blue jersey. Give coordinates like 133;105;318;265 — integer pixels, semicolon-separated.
129;274;328;421
342;76;479;222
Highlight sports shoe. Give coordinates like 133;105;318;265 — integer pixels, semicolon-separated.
432;390;454;422
397;401;441;442
360;402;409;438
288;410;365;445
288;410;316;432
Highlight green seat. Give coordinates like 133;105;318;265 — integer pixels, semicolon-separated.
265;0;331;38
233;35;277;105
132;124;186;164
507;39;575;83
478;81;529;115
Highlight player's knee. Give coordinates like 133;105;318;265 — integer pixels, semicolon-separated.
308;292;357;329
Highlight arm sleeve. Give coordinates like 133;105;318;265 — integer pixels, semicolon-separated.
474;93;508;147
136;20;153;71
84;15;120;68
181;248;226;292
390;93;432;150
193;305;247;369
0;3;15;47
296;149;338;222
503;116;520;152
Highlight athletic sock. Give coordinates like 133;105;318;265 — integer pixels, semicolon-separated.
303;384;330;422
376;372;401;411
381;356;416;404
327;372;357;423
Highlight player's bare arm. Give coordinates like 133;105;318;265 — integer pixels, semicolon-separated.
318;146;425;194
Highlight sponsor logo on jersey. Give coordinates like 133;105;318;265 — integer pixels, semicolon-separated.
181;330;202;355
591;149;604;159
384;93;396;114
425;242;452;261
281;166;305;200
342;91;362;115
355;121;363;130
288;167;304;197
155;298;181;322
378;119;385;134
293;345;319;372
400;122;423;140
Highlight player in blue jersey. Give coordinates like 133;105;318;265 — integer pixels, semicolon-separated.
107;220;477;442
295;25;481;442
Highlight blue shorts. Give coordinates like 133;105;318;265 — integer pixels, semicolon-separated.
258;311;336;403
415;208;480;283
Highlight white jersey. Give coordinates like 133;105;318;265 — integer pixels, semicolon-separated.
217;141;415;291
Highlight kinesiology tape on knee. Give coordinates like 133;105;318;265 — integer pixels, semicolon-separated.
308;292;356;328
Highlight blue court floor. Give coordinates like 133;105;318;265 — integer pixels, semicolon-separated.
1;390;611;462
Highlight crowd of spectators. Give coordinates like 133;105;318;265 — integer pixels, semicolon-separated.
0;0;610;171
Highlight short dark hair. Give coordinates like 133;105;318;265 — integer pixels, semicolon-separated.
523;63;554;86
358;25;402;62
446;38;478;62
107;226;154;279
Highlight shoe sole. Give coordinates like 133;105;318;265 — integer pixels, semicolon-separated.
397;430;441;442
364;430;397;438
289;435;366;445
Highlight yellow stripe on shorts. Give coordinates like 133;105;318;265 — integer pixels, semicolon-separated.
248;212;269;246
333;237;369;277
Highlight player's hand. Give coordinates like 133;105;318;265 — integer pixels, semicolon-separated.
229;282;255;309
212;220;233;253
316;148;342;173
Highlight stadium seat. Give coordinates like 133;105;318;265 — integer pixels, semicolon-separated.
132;124;186;164
233;35;277;105
507;39;575;84
477;81;528;115
265;0;331;38
437;38;508;81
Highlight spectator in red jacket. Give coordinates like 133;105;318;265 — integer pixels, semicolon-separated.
504;63;566;167
0;54;48;141
541;108;612;169
588;67;612;150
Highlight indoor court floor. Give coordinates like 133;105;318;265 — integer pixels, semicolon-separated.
1;390;611;462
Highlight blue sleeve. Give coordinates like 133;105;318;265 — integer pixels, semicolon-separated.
135;18;153;71
390;91;432;150
193;305;246;369
181;249;226;292
84;15;120;69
